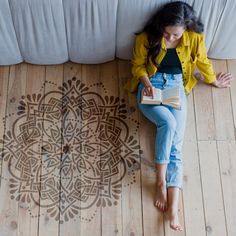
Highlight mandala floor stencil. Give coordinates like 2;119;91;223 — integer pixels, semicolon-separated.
0;77;141;224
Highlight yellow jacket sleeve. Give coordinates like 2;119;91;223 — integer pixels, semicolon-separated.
131;33;149;79
195;34;216;84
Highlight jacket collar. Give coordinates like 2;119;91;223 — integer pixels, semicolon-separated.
180;31;190;47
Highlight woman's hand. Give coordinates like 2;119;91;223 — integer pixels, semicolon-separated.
139;76;155;97
212;72;234;88
143;85;155;97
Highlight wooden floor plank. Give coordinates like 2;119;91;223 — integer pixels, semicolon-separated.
182;141;206;236
0;66;9;181
185;93;197;142
193;78;215;141
79;64;102;236
0;66;10;236
118;60;143;236
212;60;234;140
99;61;123;236
198;141;227;236
217;141;236;236
20;64;46;236
38;65;64;236
0;64;28;236
59;62;82;236
182;93;206;236
227;59;236;136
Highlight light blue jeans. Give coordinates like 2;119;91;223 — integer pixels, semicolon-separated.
137;73;187;188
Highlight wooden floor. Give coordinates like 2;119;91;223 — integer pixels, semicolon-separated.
0;59;235;236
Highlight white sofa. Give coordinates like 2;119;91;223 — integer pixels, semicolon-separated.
0;0;236;65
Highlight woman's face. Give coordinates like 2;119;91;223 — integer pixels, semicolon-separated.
163;25;185;44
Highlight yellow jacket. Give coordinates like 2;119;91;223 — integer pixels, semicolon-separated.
125;31;216;93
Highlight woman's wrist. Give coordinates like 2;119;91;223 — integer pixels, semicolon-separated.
139;76;152;88
211;79;218;87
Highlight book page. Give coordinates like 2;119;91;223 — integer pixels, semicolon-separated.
162;86;179;101
153;88;162;101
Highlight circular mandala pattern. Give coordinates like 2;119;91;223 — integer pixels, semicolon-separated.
0;77;141;223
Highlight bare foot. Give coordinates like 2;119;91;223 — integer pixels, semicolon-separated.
169;211;183;232
167;188;183;231
155;182;168;212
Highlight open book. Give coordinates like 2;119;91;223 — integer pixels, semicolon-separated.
141;86;180;109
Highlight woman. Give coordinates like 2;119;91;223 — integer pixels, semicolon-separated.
125;1;233;232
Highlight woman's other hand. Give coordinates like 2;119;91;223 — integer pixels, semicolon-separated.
212;72;234;88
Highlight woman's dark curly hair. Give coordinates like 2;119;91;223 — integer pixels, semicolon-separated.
138;1;204;65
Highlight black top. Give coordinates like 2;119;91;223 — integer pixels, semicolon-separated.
158;48;182;74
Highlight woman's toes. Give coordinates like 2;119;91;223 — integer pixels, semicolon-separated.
170;223;183;231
